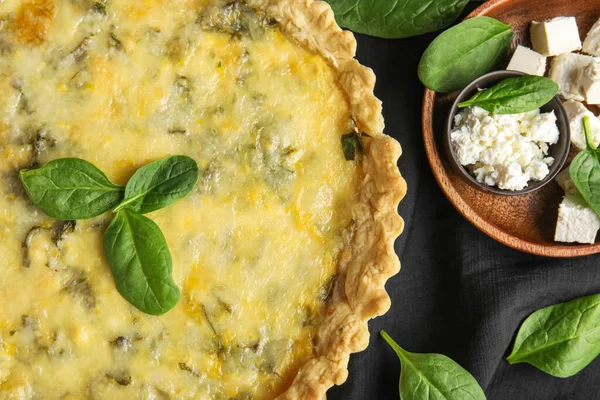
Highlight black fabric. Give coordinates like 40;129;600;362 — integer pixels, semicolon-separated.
329;7;600;400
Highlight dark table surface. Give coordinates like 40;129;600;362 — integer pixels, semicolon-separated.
328;4;600;400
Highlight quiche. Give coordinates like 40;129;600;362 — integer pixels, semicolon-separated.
0;0;406;399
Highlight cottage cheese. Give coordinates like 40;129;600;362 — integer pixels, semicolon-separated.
451;106;559;191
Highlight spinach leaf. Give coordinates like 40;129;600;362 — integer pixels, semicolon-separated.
114;155;199;214
458;75;559;114
381;330;486;400
418;17;513;93
341;132;364;161
20;155;192;316
94;1;107;15
103;209;180;315
506;294;600;377
569;116;600;217
20;158;124;220
325;0;469;39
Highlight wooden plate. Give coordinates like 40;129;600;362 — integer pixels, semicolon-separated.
422;0;600;257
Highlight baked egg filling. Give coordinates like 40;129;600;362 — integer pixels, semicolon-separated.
0;1;359;398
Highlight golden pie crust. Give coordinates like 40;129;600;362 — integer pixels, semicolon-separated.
260;0;407;397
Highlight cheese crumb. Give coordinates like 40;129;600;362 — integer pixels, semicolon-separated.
451;107;558;191
531;17;582;56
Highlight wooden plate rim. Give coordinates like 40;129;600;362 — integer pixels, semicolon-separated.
421;0;600;258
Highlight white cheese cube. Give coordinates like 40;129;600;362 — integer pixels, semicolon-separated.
582;59;600;104
549;53;595;101
507;45;547;76
531;17;582;56
583;17;600;56
583;81;600;104
555;168;577;194
562;100;600;150
555;195;600;244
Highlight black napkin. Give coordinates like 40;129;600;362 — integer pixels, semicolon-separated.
328;20;600;400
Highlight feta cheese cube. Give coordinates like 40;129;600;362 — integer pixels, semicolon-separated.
555;195;600;244
583;17;600;56
549;53;595;101
507;45;547;76
582;59;600;104
531;17;582;56
562;100;600;150
555;168;577;194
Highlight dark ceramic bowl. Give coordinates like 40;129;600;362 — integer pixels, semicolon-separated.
444;70;570;196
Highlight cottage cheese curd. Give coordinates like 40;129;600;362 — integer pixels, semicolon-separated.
451;106;559;191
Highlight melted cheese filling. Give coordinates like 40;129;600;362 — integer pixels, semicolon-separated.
0;1;359;399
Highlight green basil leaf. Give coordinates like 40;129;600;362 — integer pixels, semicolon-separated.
103;209;180;315
20;158;124;220
115;155;199;214
569;116;600;217
506;294;600;378
381;330;486;400
418;17;513;93
325;0;469;39
341;132;364;161
458;76;559;114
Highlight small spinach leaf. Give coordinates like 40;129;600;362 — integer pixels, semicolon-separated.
341;132;364;161
570;116;600;217
418;17;513;93
103;209;180;315
94;1;107;15
506;294;600;377
115;155;199;214
20;158;124;220
381;330;486;400
325;0;470;39
458;75;559;114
